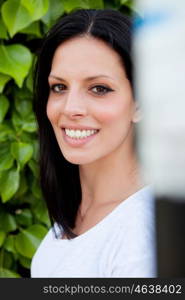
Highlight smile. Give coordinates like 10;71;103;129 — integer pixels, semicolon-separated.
64;128;98;139
62;128;99;147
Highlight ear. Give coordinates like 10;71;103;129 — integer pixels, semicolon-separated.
132;102;142;123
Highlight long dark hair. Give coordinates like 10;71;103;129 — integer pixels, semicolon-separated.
33;9;133;239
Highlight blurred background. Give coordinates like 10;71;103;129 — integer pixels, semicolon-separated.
134;0;185;278
0;0;185;278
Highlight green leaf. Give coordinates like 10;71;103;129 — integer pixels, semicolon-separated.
21;0;49;21
18;254;31;269
1;251;14;269
32;139;39;161
0;73;11;93
0;212;17;233
63;0;104;12
0;142;14;171
22;112;37;132
26;64;34;92
32;198;49;225
0;44;32;88
120;0;137;13
15;224;47;258
120;0;129;4
104;0;120;9
4;235;16;253
32;177;42;199
12;111;37;133
11;142;33;169
19;21;41;37
0;153;13;172
0;95;9;123
1;0;33;37
42;0;64;27
15;96;32;118
19;193;36;206
0;168;20;202
88;0;104;9
0;17;8;39
13;84;33;101
17;131;33;143
15;208;32;227
14;171;28;198
121;0;133;8
0;122;14;142
0;231;6;247
0;268;20;278
12;111;22;132
28;159;39;178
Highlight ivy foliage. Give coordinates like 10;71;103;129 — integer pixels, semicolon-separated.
0;0;134;277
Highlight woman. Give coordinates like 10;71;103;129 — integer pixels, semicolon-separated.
31;8;156;277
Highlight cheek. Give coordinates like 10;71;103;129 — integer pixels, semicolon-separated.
94;100;132;126
46;99;59;124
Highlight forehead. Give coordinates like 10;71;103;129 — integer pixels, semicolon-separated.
50;36;126;80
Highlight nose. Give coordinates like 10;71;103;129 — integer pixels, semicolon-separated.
63;87;87;119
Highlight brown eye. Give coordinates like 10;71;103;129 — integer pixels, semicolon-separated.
91;85;113;95
50;84;66;93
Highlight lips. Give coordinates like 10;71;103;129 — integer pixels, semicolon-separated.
61;124;99;131
61;128;99;147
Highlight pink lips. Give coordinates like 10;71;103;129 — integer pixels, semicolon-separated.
62;128;99;147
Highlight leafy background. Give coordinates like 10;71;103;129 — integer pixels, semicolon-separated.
0;0;134;278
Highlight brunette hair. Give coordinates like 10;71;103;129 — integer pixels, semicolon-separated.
33;8;133;239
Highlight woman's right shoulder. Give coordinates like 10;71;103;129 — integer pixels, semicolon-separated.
30;224;59;277
38;222;60;246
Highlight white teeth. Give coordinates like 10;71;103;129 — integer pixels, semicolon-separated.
65;129;98;139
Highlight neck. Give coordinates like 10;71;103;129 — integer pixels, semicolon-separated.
78;131;146;216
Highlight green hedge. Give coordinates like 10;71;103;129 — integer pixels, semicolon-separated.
0;0;134;278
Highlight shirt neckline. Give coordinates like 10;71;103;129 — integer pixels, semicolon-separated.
53;184;152;243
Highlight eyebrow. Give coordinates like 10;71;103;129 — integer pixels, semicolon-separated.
48;74;114;81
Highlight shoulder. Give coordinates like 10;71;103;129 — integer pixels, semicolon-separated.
30;226;57;277
112;185;155;227
116;185;156;243
104;185;156;277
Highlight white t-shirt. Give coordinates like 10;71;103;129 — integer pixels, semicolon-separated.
31;185;157;278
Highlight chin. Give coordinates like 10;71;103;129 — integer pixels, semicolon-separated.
62;153;97;166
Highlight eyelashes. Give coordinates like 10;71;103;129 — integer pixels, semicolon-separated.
49;83;114;96
50;84;66;93
90;85;114;95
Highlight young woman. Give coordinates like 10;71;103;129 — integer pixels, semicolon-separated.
31;9;156;277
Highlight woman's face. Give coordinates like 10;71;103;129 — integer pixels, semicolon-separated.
47;36;139;165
